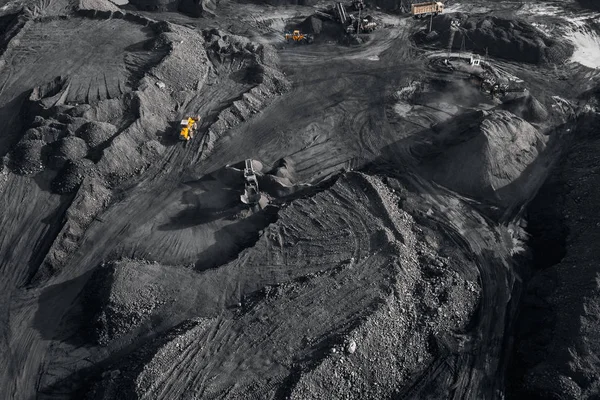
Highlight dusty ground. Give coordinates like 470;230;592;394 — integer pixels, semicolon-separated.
0;0;599;398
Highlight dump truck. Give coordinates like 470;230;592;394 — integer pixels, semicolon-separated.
285;30;314;44
179;116;200;141
241;159;261;205
411;1;444;18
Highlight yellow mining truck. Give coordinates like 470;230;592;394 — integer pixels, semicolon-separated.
179;116;200;141
411;1;444;18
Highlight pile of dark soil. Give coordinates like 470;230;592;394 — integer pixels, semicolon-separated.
8;139;47;175
296;15;323;34
369;0;402;12
128;0;174;12
83;260;170;346
243;0;319;6
576;0;600;11
415;14;574;65
47;136;89;170
78;121;118;149
52;158;96;194
0;12;25;56
286;16;344;42
510;112;600;399
178;0;216;17
419;110;547;204
500;94;549;124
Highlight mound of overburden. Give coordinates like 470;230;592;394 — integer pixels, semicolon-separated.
500;94;549;124
421;110;547;202
84;260;172;346
82;173;481;399
512;111;600;399
78;121;117;149
297;16;323;34
8;140;46;175
47;136;89;170
415;14;574;65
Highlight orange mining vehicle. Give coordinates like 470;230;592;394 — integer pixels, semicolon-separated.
179;116;200;141
284;30;314;44
411;1;444;18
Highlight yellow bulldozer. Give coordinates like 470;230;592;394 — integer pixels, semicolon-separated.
179;116;200;141
285;30;314;44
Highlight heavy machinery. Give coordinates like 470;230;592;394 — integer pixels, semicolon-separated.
284;30;314;44
335;2;348;25
346;14;377;33
351;0;365;10
179;116;200;141
240;159;261;205
411;1;444;18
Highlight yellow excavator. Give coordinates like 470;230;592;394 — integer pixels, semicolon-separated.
179;116;200;141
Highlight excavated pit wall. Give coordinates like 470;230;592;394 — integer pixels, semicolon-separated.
21;15;289;283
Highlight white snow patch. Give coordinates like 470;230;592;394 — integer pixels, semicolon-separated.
530;22;555;37
565;25;600;69
393;102;413;117
367;55;379;61
517;3;563;17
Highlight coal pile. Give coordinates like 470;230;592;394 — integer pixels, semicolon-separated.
47;136;89;170
420;110;547;203
8;140;47;175
52;158;96;194
576;0;600;11
500;94;549;124
178;0;216;17
509;110;600;400
415;14;574;65
245;0;319;6
129;0;173;12
82;259;184;346
78;121;118;149
296;15;323;34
